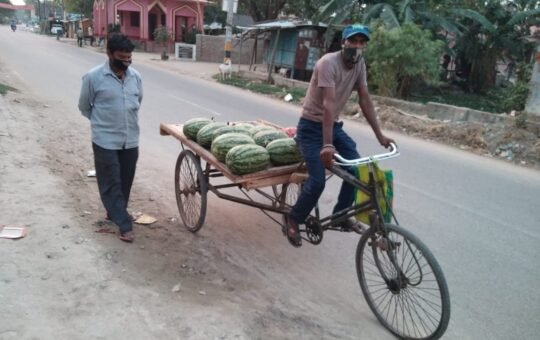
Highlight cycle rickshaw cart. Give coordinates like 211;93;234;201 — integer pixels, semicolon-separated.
160;121;450;339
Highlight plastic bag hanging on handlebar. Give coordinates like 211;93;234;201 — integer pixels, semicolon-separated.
354;162;393;224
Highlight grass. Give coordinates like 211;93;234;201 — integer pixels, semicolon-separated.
0;83;18;96
215;74;517;114
409;90;501;113
216;76;307;104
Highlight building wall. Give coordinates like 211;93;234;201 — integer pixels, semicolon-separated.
196;34;265;64
93;0;205;41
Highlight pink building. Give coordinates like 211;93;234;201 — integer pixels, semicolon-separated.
93;0;207;45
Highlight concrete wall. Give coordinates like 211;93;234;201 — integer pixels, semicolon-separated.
372;96;513;124
196;34;265;64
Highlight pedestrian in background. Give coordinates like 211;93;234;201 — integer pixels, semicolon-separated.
76;27;84;47
88;26;94;46
78;34;143;243
98;27;106;47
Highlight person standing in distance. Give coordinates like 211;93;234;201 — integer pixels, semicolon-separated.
283;24;394;247
76;27;84;47
78;34;143;243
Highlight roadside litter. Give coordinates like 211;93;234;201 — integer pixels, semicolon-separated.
0;226;27;239
134;214;157;225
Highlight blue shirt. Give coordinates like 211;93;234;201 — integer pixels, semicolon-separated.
78;62;143;150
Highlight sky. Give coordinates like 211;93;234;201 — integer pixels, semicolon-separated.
11;0;26;6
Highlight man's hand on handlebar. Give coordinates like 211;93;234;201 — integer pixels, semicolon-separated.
377;134;395;149
320;146;335;169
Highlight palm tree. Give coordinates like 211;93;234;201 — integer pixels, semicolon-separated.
449;1;540;93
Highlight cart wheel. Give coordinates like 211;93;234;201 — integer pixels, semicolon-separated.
356;224;450;339
175;150;207;232
279;182;302;209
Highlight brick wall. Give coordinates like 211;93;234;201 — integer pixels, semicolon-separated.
196;34;265;64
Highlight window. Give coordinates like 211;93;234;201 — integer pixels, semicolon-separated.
130;12;140;27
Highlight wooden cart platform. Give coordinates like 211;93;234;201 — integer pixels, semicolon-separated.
160;121;306;190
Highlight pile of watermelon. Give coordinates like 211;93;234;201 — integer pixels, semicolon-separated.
182;118;302;175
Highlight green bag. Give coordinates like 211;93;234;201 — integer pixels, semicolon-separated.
354;162;394;224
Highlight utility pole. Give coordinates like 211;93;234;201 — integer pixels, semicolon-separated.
224;0;235;63
525;43;540;117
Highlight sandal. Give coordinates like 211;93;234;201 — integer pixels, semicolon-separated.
282;215;302;248
118;231;135;243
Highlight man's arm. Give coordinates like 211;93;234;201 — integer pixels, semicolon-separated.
357;85;394;148
78;75;93;119
320;86;337;168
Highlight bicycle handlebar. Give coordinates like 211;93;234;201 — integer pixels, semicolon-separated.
334;143;400;166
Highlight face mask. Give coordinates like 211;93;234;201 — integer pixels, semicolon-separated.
342;47;364;64
112;58;131;71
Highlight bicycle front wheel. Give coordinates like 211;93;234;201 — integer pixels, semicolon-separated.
356;224;450;339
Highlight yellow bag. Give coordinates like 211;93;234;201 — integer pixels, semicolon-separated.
354;162;394;224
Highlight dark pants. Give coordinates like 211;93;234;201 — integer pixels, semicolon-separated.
77;37;83;47
289;118;360;224
92;143;138;233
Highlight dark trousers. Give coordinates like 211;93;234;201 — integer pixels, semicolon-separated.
77;37;83;47
289;118;360;224
92;143;138;233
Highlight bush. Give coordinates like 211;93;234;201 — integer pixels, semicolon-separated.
489;82;530;113
153;26;172;56
365;23;444;99
184;29;199;44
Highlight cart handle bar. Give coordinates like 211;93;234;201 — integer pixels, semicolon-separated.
334;143;399;166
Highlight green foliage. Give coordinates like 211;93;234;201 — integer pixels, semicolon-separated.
215;76;306;103
239;0;289;21
0;82;18;96
283;0;327;20
204;2;226;25
515;62;532;83
489;83;530;113
107;23;120;34
183;29;199;44
64;0;93;18
366;23;444;98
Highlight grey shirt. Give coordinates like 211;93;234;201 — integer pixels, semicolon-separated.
78;62;143;150
302;51;367;123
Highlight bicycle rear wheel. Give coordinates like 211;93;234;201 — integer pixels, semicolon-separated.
356;224;450;339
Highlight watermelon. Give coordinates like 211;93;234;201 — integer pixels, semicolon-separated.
253;129;288;147
196;122;227;148
231;123;255;135
211;125;252;141
211;133;255;162
226;144;270;175
250;124;277;137
183;118;211;140
266;138;302;165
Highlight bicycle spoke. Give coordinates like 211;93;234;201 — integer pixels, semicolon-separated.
357;225;450;339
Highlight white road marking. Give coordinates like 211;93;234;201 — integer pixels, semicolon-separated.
168;94;222;117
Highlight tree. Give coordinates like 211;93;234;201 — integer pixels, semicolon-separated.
282;0;327;20
64;0;93;18
153;25;172;60
366;23;444;98
449;0;540;93
239;0;288;22
0;0;15;24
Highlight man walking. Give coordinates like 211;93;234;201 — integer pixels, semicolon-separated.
78;34;143;243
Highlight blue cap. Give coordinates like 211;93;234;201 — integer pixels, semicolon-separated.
342;24;370;41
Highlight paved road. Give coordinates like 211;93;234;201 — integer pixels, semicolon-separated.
1;27;540;339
